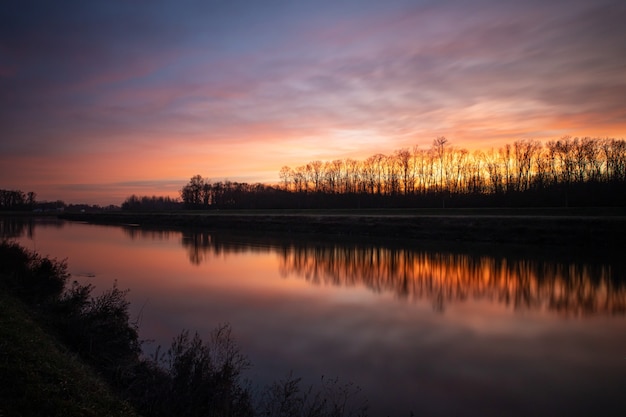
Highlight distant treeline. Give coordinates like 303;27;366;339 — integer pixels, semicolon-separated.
121;195;183;211
122;183;289;211
0;189;38;210
0;189;116;212
171;136;626;210
0;189;69;212
178;179;288;210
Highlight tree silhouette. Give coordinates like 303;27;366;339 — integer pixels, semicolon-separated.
172;136;626;210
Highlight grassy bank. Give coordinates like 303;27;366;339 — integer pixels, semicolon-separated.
0;289;138;417
59;207;626;248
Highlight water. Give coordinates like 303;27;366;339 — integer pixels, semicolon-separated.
3;217;625;416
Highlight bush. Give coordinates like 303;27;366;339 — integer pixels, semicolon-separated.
0;240;68;303
56;282;141;379
137;325;254;417
257;373;368;417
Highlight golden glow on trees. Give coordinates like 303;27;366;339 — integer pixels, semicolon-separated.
178;136;625;209
278;137;626;196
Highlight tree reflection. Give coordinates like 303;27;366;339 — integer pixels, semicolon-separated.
122;227;178;241
180;231;625;316
0;217;64;239
181;231;273;265
278;245;625;315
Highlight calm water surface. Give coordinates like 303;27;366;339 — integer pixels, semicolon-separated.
3;218;626;416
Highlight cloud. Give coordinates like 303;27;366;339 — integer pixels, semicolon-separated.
1;0;625;204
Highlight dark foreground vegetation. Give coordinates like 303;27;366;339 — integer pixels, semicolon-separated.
0;241;368;417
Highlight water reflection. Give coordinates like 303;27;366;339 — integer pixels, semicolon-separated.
284;246;626;315
3;217;624;317
124;226;179;242
122;227;274;263
0;216;64;239
178;230;626;316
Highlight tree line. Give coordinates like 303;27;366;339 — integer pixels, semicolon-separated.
278;136;625;197
175;136;625;209
121;195;183;211
0;189;38;210
0;188;70;212
178;177;289;209
0;189;114;212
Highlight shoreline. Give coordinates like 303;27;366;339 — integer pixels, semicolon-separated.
57;208;626;248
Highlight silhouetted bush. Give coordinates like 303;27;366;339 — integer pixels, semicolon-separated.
134;327;254;417
0;240;31;277
258;373;368;417
0;240;68;303
54;282;141;381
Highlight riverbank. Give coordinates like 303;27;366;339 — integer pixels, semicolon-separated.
59;207;626;248
0;287;138;417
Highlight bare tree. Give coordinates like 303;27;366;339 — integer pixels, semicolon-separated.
180;174;205;207
395;148;412;195
279;166;294;191
432;136;448;192
514;139;541;191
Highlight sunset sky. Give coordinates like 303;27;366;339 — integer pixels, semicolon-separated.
1;0;625;205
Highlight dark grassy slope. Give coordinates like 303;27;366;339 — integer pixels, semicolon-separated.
0;290;139;417
60;208;626;248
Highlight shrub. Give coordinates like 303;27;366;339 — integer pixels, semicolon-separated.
0;240;68;303
54;281;141;383
257;374;368;417
143;325;254;417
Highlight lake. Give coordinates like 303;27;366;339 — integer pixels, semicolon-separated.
3;217;625;416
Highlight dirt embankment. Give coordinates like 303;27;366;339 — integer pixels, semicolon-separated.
59;209;626;248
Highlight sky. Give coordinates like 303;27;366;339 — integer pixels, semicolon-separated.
1;0;625;205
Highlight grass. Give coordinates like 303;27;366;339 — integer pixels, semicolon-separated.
0;288;139;417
